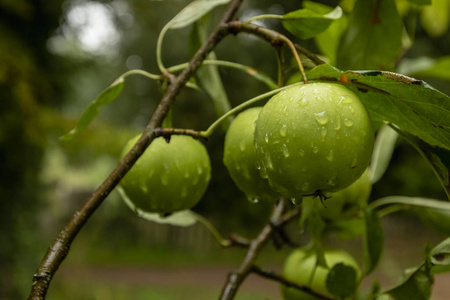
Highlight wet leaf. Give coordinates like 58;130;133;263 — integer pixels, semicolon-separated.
282;2;342;40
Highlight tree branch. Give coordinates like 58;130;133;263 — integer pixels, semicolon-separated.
250;265;334;300
219;199;286;300
27;1;244;299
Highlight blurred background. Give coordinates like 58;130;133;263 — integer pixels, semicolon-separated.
1;0;449;299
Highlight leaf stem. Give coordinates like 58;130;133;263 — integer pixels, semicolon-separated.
200;82;303;137
245;14;283;23
156;23;171;73
167;59;278;89
122;69;162;80
368;196;450;211
190;211;232;247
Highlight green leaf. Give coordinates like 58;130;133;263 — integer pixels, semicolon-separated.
307;64;450;151
189;15;231;129
363;208;384;275
328;218;365;239
430;237;450;273
395;130;450;199
117;187;197;227
386;263;434;300
420;0;450;37
315;13;348;65
282;2;342;40
61;77;124;140
337;0;402;70
370;124;399;184
326;263;359;298
168;0;231;29
413;56;450;81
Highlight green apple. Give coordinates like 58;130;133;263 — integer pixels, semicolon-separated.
223;107;281;201
254;83;374;198
282;248;360;299
318;168;372;220
120;135;211;214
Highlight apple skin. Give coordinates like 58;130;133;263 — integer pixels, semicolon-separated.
318;168;372;220
120;135;211;214
282;248;360;300
254;83;374;198
223;107;281;201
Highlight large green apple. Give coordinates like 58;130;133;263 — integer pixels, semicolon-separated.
254;83;374;198
120;135;211;214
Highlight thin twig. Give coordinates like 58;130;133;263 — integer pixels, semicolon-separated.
219;199;286;300
154;127;207;142
251;265;334;300
27;1;244;299
294;43;326;66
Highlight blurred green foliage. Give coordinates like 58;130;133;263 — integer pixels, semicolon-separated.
1;0;450;299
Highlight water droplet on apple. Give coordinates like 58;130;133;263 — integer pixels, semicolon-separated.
282;144;290;157
321;127;327;141
280;125;287;137
300;97;309;107
327;174;337;186
301;182;310;192
314;111;329;125
334;118;341;130
290;198;302;205
326;150;334;161
344;118;354;127
161;173;169;185
248;197;259;204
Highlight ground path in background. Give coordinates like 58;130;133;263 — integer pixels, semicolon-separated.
59;264;449;299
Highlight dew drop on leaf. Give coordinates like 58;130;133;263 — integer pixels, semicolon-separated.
239;140;246;151
259;164;268;179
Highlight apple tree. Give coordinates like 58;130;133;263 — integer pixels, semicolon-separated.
29;0;450;299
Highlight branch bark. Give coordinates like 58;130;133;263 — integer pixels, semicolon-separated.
27;1;244;299
219;199;286;300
